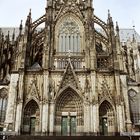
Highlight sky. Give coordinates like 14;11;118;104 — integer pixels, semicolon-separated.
0;0;140;34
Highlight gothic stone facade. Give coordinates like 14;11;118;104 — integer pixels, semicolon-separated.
0;0;140;136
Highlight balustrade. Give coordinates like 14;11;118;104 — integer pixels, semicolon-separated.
54;57;85;69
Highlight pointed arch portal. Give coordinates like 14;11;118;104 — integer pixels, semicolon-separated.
55;88;83;136
22;100;40;135
99;100;116;136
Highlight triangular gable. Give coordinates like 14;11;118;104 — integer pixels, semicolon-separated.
58;59;79;91
27;80;40;100
98;78;113;104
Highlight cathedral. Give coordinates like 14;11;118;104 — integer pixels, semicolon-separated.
0;0;140;136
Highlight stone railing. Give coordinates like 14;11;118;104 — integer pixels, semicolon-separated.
54;57;85;70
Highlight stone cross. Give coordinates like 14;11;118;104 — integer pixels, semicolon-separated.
67;50;71;58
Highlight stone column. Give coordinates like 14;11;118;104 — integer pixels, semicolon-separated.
15;102;23;133
42;102;49;135
49;101;55;135
120;75;132;131
90;72;99;134
92;104;99;134
84;101;90;134
15;72;24;134
5;74;19;131
114;72;126;133
116;104;125;133
42;72;49;134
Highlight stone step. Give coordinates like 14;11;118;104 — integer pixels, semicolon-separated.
7;136;132;140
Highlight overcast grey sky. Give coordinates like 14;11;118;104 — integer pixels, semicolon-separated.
0;0;140;33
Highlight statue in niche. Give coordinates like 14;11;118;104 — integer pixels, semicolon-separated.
49;80;55;100
84;76;91;101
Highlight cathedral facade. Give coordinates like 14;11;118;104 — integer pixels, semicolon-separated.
0;0;140;136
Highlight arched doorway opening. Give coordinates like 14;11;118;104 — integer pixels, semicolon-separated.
55;88;83;136
22;100;40;135
99;100;115;136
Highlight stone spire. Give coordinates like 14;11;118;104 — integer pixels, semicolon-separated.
19;20;23;35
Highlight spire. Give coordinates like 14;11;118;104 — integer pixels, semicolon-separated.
116;21;119;33
19;20;23;35
25;9;32;34
107;9;114;27
0;28;2;40
12;28;15;41
107;9;110;24
7;31;10;42
0;28;2;35
1;33;4;41
25;9;32;26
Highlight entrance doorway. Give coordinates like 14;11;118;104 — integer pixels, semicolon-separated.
100;117;108;135
99;100;115;136
55;88;83;136
61;116;76;136
22;100;40;135
30;117;36;134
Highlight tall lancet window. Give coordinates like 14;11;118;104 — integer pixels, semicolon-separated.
0;88;8;124
57;17;81;53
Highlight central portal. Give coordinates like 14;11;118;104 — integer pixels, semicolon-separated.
55;88;83;136
61;115;76;136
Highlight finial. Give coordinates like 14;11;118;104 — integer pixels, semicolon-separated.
116;21;119;32
68;50;71;58
12;28;15;41
0;28;2;34
19;20;23;35
0;28;2;39
7;31;10;41
25;9;32;27
132;20;135;29
29;9;31;16
2;33;4;40
108;9;110;18
132;34;136;42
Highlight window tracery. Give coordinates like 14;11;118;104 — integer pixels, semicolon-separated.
57;17;81;53
0;88;7;123
128;89;140;124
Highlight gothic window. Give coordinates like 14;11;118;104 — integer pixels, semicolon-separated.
0;88;8;123
97;58;109;69
57;17;81;53
128;89;140;124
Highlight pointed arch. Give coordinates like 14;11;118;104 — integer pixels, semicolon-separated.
55;85;83;101
99;100;116;135
24;97;40;109
55;13;85;53
55;87;83;135
22;99;40;134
